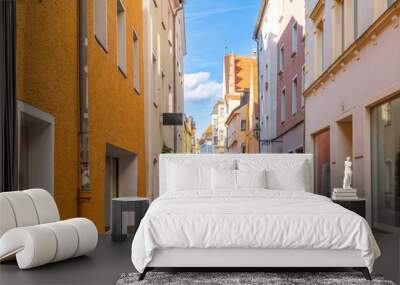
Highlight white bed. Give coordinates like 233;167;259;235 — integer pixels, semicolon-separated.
131;154;380;280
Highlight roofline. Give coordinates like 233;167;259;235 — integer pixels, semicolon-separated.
253;0;268;40
225;104;245;125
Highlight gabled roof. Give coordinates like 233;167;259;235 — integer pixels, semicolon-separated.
225;104;246;126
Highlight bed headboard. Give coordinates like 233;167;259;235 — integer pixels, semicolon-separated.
159;154;314;196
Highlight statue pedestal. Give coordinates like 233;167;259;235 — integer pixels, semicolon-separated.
332;188;358;200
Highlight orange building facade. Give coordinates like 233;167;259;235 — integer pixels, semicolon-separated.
15;0;145;233
223;53;259;153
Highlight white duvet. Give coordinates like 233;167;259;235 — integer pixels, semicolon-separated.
131;190;380;273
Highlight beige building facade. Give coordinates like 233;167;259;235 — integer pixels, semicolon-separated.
143;0;186;199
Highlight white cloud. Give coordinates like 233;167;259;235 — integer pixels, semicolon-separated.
184;72;222;101
184;72;210;89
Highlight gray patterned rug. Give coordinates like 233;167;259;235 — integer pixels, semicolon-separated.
116;272;396;285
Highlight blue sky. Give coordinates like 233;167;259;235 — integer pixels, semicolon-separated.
184;0;260;135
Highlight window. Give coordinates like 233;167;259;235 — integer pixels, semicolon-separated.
371;96;400;231
240;120;246;131
382;103;392;126
278;0;285;19
354;0;358;40
301;65;305;108
152;54;159;107
161;0;167;30
213;136;218;144
291;22;298;55
117;0;126;75
94;0;107;51
168;85;173;112
291;77;298;115
281;89;286;123
311;1;325;76
241;143;246;153
315;20;324;76
133;30;140;93
265;64;269;95
373;0;392;20
342;0;357;48
333;0;344;57
260;75;264;100
279;46;284;73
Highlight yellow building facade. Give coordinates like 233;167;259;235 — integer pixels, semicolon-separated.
223;53;259;153
183;116;196;153
16;0;145;233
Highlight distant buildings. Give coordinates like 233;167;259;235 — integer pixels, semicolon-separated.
226;98;248;153
304;0;400;229
225;69;259;153
221;53;259;153
253;0;305;153
223;54;256;114
199;125;213;154
183;115;197;154
143;0;186;198
211;99;227;153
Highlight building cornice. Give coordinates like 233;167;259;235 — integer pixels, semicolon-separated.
309;0;325;21
304;1;400;97
253;0;268;40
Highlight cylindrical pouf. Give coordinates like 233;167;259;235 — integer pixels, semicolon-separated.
64;218;98;257
42;221;79;263
0;196;17;238
0;226;57;269
23;189;60;224
0;192;39;227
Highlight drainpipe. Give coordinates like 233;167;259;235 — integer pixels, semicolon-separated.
79;0;90;193
172;3;184;153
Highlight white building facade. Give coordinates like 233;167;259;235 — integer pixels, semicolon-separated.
211;99;227;153
143;0;186;199
253;0;305;153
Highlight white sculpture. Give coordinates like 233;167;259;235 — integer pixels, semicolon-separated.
343;157;352;189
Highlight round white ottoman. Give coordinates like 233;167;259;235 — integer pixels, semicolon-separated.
0;218;98;269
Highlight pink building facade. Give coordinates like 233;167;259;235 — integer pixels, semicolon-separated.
304;1;400;237
275;17;305;153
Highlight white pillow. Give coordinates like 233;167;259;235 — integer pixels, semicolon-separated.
236;169;267;189
212;168;236;190
266;162;307;191
167;163;212;191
